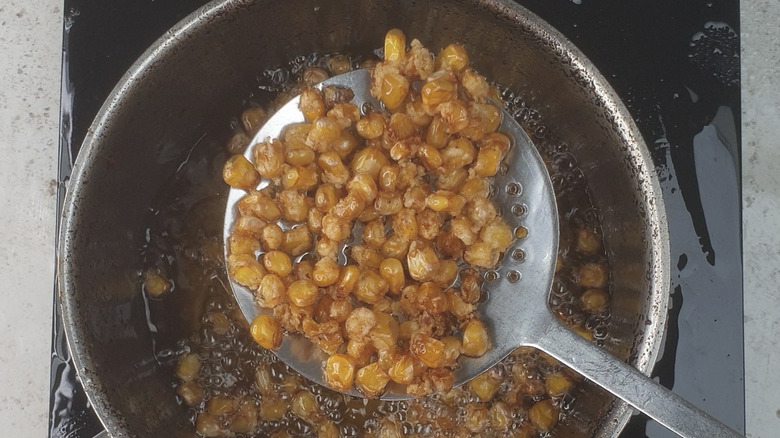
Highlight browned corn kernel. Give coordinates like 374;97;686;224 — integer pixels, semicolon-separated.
175;353;201;381
461;319;490;357
403;186;429;212
317;421;339;438
250;314;283;349
329;299;352;323
241;106;267;134
332;193;366;221
446;288;475;320
369;311;400;352
176;380;204;406
348;172;379;202
468;371;500;402
347;338;375;367
327;102;361;129
464;402;489;433
253;138;285;178
379;258;405;294
412;209;439;241
383;28;406;62
282;123;313;150
328;133;356;163
407;240;440;282
287;279;319;307
260;223;283;250
391;208;417;240
143;270;172;298
231;401;259;434
362;220;387;248
327;53;352;75
387;353;416;384
282;226;312;256
450;216;477;246
321;213;352;241
282;164;319;191
435;230;465;259
302;67;329;86
489;401;513;431
308;208;323;233
437;43;469;71
355;269;390;304
258;394;286;421
345;307;377;341
405;97;434;126
294;260;314;282
335;264;360;297
398;319;421;340
410;333;445;368
324;353;356;392
257;274;285;308
442;137;476;170
351;146;389;181
291;390;323;425
389;112;415;140
581;288;609;312
223;154;260;190
306;320;345;353
228;231;259;256
426;116;450;148
480;132;511;155
460;177;490;201
350;244;383;269
299;88;325;122
440;336;461;366
356;362;391;398
358;205;380;223
579;262;607;288
285;145;316;167
318;151;350;187
389;139;413;161
480;217;514;251
421;73;457;106
233;215;266;238
417;144;444;171
306;117;342;153
254;366;273;394
195;412;225;437
577;228;601;253
378;165;400;192
464;241;499;269
357;112;387;139
315;183;340;212
461;68;490;101
467;197;497;229
374;190;403;216
432;258;458;288
545;372;574;396
418;282;448;314
425;192;451;212
226;130;249;155
378;73;410;111
439;99;470;134
381;233;410;259
462;102;501;140
237;191;282;221
460;268;482;303
473;144;503;177
529;399;558;432
263;250;292;277
207;395;236;415
312;258;340;287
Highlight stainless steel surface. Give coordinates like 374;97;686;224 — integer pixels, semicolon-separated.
58;0;673;436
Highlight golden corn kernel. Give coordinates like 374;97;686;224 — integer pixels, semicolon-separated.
362;220;387;248
439;99;470;134
250;314;283;350
351;147;389;181
579;262;607;288
223;155;260;190
347;338;375;367
581;288;609;312
389;113;415;140
528;399;558;432
440;335;461;366
461;68;489;101
464;402;489;433
259;223;283;251
576;228;601;254
195;412;224;437
418;282;448;314
237;191;282;222
327;102;361;128
253;138;285;178
374;191;404;216
345;307;377;341
226;130;249;155
480;217;514;251
308;208;324;233
480;132;511;155
442;137;476;170
291;390;322;425
306;117;342;153
282;123;313;151
398;320;421;340
335;265;360;297
378;73;410;111
356;362;391;398
466;197;497;229
387;353;416;384
327;53;352;75
464;241;499;269
407;240;440;282
381;233;410;259
369;311;399;352
425;115;450;148
256;273;286;308
287;279;319;307
228;231;259;256
241;106;267;135
421;73;457;106
416;209;442;241
489;401;513;432
312;258;340;287
282;226;312;256
461;102;501;140
357;112;386;139
461;319;490;357
383;28;406;62
263;250;292;277
355;269;390;304
410;333;445;368
321;213;352;242
143;270;172;298
175;353;201;381
302;67;329;86
228;254;266;290
299;88;325;122
317;421;339;438
358;205;380;222
432;258;458;288
545;372;574;396
379;165;400;192
332;193;366;221
318;151;350;187
435;230;465;259
405;97;434;126
315;183;340;212
333;130;360;160
379;258;405;294
294;259;314;282
426;193;450;212
348;172;379;202
176;380;204;407
417;144;444;171
207;395;236;415
473;144;503;177
233;215;266;237
324;354;356;392
350;244;383;269
460;177;490;201
258;394;286;421
437;43;469;71
277;190;308;222
446;288;475;320
468;372;500;402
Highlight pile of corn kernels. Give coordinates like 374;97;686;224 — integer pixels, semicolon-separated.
223;29;518;397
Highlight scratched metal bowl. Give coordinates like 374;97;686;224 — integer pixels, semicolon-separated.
58;0;670;436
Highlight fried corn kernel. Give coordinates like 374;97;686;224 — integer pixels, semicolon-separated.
312;257;340;287
258;394;286;421
237;191;282;221
410;333;445;368
374;191;403;216
383;28;406;62
241;106;267;134
355;269;390;304
361;220;387;248
263;250;293;277
421;73;457;106
299;88;325;122
207;395;236;415
545;372;574;396
437;43;469;72
426;115;450;148
260;223;283;250
348;172;379;202
381;233;410;259
468;372;500;402
318;151;350;186
480;217;514;251
461;68;490;102
278;189;308;222
195;412;225;437
144;270;172;298
226;130;250;155
461;319;490;357
379;258;405;294
387;353;416;385
177;380;204;406
282;225;312;256
287;279;319;307
335;265;360;297
440;336;461;367
294;260;314;282
378;72;410;111
250;314;283;350
175;353;201;381
256;274;286;308
234;215;266;237
581;288;609;312
223;155;260;190
357;112;387;140
467;197;497;229
442;137;476;170
345;307;377;341
356;362;391;398
324;354;356;392
302;67;329;86
347;338;375;367
369;311;399;352
418;282;448;314
576;228;601;253
327;54;352;75
351;146;389;181
528;399;558;432
439;100;470;134
579;262;607;288
464;241;500;269
432;258;458;288
403;38;435;80
291;390;323;425
407;240;440;282
253;138;285;178
473;144;503;177
228;231;260;256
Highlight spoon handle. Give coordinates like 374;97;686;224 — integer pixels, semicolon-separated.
532;320;743;438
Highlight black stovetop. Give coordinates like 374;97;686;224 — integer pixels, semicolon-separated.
51;1;743;437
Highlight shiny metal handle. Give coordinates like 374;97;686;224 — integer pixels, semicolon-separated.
533;320;743;438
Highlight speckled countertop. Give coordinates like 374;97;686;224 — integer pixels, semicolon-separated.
0;0;777;437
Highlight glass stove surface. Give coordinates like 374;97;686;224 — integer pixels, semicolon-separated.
51;1;743;437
